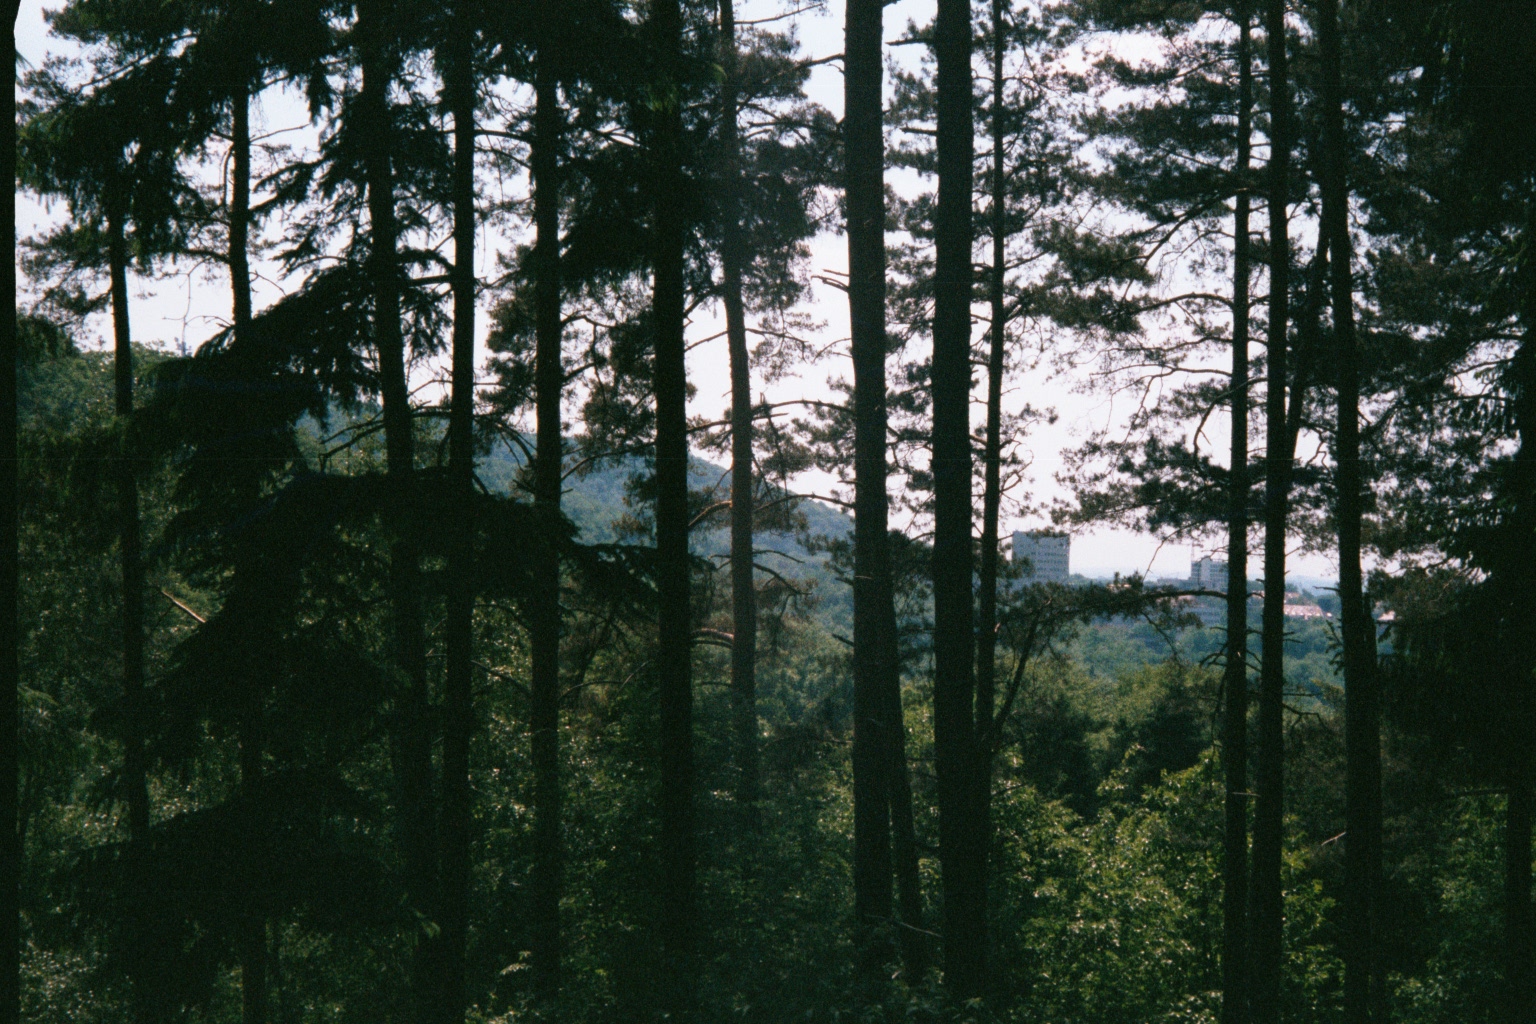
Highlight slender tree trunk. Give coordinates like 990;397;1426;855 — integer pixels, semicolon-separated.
237;726;267;1024
1222;13;1253;1024
845;0;895;979
229;79;270;1024
230;87;254;333
1;6;19;1021
649;0;696;1012
109;205;150;848
975;0;1006;815
1317;4;1380;1022
1502;198;1536;1024
932;0;984;1000
887;695;925;978
718;0;760;825
358;8;435;1020
975;4;1009;722
108;199;153;1024
530;47;565;1004
971;0;1008;985
1508;770;1535;1024
857;2;923;973
1250;2;1293;1020
439;14;477;1024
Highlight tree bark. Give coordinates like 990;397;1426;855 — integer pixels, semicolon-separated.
649;0;696;1013
1510;770;1535;1024
718;0;760;826
1222;12;1253;1024
237;727;267;1024
229;79;269;1024
108;204;150;847
439;12;476;1024
109;196;154;1024
1;6;19;1021
845;0;895;979
230;85;254;333
530;45;565;1005
1501;195;1536;1024
932;0;984;1000
357;7;435;1020
1316;4;1380;1022
975;0;1007;823
887;691;926;978
1250;2;1293;1020
971;0;1008;984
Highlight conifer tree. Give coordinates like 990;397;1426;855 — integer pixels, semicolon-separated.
970;4;1071;930
1314;2;1380;1021
350;3;439;1016
1250;1;1295;1018
485;18;573;1013
1370;4;1536;1016
3;4;23;1021
157;6;331;1015
108;119;147;873
707;0;833;843
1427;10;1536;1015
844;0;896;981
647;0;696;1011
976;0;1011;867
930;0;985;999
1070;7;1279;1021
717;0;760;827
528;24;566;1007
439;2;480;1019
18;50;198;1019
225;34;267;1024
1051;9;1282;1018
1223;10;1254;1023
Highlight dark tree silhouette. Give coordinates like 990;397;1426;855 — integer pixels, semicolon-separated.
844;0;896;983
1222;10;1254;1024
1315;2;1381;1021
717;0;760;825
529;29;567;1010
353;3;436;1017
931;0;985;1000
3;5;24;1023
1251;1;1295;1019
438;3;479;1021
647;0;696;1013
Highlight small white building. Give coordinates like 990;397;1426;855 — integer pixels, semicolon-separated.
1193;556;1229;592
1012;531;1071;583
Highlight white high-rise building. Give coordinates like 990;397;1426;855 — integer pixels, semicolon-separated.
1012;531;1071;583
1194;555;1229;592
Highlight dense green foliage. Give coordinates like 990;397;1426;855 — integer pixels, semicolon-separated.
11;337;1517;1023
11;0;1534;1022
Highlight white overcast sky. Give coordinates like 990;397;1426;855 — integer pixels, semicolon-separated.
15;0;1341;584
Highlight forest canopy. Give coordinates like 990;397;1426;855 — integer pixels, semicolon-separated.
5;1;1535;1023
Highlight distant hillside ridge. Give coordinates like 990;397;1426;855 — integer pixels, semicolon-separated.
475;438;853;564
